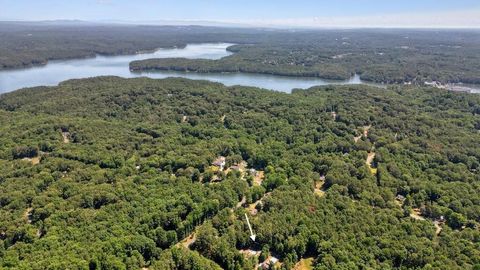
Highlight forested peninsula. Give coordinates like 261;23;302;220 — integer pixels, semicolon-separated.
1;77;479;269
0;23;259;70
129;30;480;85
2;23;480;86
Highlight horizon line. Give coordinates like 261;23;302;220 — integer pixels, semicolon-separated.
1;19;480;30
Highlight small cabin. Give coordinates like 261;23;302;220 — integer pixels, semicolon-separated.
396;194;406;202
212;156;226;171
259;256;280;270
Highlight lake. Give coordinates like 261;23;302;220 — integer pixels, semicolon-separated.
0;43;234;93
2;43;475;94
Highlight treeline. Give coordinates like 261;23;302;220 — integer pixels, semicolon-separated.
2;23;480;85
0;23;263;70
130;57;352;80
0;77;479;269
129;30;480;85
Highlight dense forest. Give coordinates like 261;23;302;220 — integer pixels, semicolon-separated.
0;77;479;269
0;22;261;70
1;23;480;86
129;29;480;85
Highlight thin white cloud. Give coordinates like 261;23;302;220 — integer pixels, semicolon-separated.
224;9;480;28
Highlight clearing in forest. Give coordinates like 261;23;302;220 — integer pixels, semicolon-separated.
259;255;282;269
394;195;405;207
236;196;246;209
253;171;265;186
366;152;377;175
409;208;444;236
247;192;271;216
410;208;426;221
225;161;248;177
22;156;40;165
354;125;372;143
363;125;372;137
248;201;260;215
293;257;314;270
23;207;33;223
434;221;443;236
176;232;197;249
175;188;251;249
61;132;70;143
314;181;326;197
238;249;260;258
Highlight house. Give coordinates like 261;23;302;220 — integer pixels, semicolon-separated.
437;215;446;223
259;256;280;270
212;156;226;171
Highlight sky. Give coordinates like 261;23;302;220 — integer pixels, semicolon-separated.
1;0;480;28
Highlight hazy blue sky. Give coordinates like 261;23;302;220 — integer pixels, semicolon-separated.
1;0;479;28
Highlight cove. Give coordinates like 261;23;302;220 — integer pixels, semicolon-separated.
0;43;376;94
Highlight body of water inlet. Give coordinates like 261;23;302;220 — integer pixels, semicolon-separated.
0;43;445;93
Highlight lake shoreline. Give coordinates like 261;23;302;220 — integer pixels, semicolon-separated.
129;61;480;93
0;44;190;71
1;42;479;94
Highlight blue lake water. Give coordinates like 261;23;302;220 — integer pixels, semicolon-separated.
0;43;446;93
